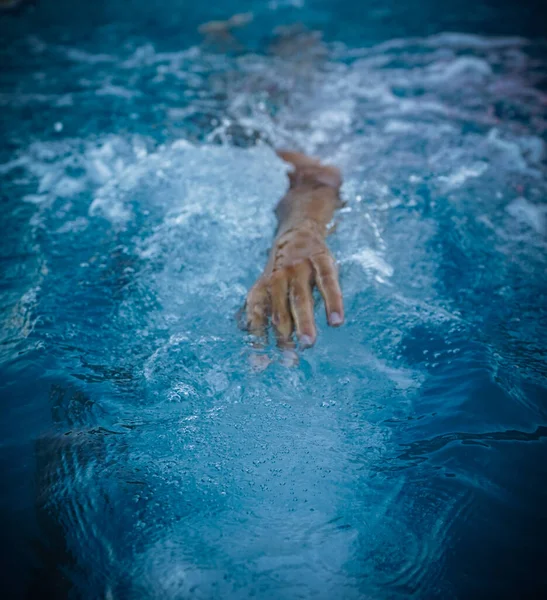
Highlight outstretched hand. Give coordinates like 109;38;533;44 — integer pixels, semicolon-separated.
241;150;344;356
245;219;344;350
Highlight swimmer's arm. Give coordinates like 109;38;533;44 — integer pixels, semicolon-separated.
244;151;344;349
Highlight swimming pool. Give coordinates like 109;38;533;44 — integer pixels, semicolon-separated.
1;1;546;598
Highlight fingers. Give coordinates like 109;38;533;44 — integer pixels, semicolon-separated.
243;254;343;358
270;271;294;349
289;262;316;348
245;280;269;341
312;253;344;327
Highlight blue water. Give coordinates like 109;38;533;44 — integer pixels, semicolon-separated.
1;1;547;599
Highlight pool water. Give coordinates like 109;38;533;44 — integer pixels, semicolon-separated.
1;1;546;598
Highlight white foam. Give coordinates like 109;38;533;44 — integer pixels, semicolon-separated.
95;84;141;99
364;353;422;390
424;56;492;83
54;176;86;198
384;120;417;133
438;163;488;189
426;32;527;49
486;129;529;172
506;197;547;235
268;0;304;9
56;217;89;234
347;248;394;278
0;157;28;174
22;194;47;205
61;47;117;64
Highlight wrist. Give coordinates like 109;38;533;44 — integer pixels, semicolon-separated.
275;216;327;240
275;186;340;236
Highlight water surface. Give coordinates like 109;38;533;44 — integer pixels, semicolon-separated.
1;1;547;598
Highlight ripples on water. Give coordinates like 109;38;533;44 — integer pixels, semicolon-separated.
1;4;547;599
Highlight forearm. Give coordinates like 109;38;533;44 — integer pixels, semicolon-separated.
262;185;341;280
275;186;341;238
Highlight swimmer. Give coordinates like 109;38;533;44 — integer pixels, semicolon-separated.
197;18;344;351
243;151;344;350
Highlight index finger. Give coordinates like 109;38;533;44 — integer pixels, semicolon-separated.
245;280;269;341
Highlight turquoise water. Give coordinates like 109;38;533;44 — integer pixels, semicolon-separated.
1;1;547;598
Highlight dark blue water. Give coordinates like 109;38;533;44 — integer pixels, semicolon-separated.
1;1;547;599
